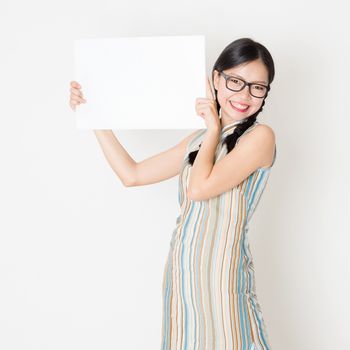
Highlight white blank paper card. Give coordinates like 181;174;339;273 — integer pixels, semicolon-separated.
74;35;206;130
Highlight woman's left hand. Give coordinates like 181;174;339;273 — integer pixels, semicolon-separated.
195;76;221;133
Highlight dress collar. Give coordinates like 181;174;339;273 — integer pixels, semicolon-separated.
220;118;249;139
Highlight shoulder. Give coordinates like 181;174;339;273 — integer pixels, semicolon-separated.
179;129;205;145
177;129;205;155
240;122;275;145
234;122;276;168
180;128;206;149
255;122;275;138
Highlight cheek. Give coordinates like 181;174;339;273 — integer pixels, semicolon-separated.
217;90;233;107
254;100;264;110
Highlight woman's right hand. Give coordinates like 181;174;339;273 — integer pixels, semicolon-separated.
69;81;87;111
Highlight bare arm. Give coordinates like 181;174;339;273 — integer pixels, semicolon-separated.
69;80;200;187
93;129;200;187
92;129;202;186
133;130;200;186
93;130;137;186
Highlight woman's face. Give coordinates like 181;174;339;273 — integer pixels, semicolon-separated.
213;59;269;126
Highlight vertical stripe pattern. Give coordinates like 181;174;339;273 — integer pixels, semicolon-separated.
161;121;276;350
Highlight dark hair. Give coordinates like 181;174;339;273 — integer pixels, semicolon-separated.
187;37;275;166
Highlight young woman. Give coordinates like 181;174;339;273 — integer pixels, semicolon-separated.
69;37;276;350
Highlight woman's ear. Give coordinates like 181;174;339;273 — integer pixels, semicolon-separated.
213;70;220;91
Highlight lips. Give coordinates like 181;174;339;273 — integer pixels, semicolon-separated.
230;101;249;112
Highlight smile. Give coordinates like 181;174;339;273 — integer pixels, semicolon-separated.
230;101;249;112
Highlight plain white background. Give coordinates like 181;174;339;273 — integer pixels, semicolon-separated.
0;0;348;349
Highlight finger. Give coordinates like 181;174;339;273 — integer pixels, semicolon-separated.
206;75;215;100
71;95;86;103
70;98;86;108
70;91;85;101
70;81;81;89
70;88;86;102
195;104;209;116
196;97;215;105
70;88;84;98
70;99;81;106
196;107;205;117
196;97;211;102
76;97;86;103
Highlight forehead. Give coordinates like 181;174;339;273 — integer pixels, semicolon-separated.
224;61;269;84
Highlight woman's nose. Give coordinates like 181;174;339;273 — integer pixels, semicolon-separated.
236;85;251;100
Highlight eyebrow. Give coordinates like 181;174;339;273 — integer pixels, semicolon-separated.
227;73;268;85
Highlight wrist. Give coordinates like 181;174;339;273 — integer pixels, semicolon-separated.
206;127;220;138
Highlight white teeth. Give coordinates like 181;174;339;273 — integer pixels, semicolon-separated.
231;101;249;110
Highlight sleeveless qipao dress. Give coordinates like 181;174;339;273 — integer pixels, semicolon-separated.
161;120;277;350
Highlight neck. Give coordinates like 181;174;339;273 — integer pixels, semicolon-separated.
220;117;248;130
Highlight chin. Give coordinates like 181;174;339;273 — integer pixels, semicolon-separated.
225;110;250;120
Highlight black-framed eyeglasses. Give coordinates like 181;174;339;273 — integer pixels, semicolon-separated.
219;71;270;98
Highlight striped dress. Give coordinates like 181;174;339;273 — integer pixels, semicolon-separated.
161;120;276;350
